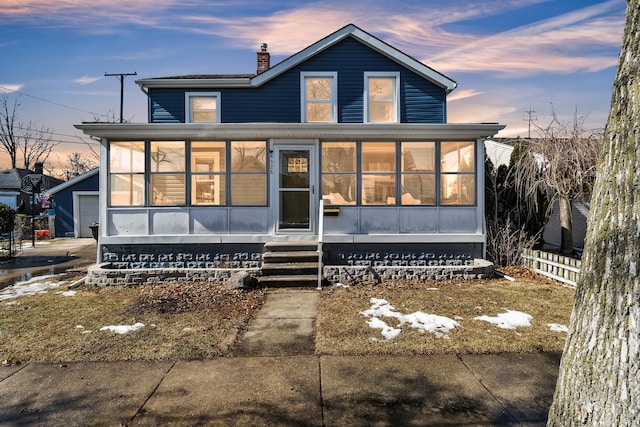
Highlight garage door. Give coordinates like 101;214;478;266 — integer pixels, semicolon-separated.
77;194;99;238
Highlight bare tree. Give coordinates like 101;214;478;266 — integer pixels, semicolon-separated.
65;152;98;179
547;1;639;424
0;95;57;170
533;108;602;254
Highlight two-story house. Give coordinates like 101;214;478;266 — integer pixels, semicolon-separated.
76;24;504;285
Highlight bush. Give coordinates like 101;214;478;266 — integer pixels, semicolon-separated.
0;203;15;235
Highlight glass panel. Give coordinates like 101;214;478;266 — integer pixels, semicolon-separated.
280;150;310;189
192;141;226;172
441;141;475;172
110;141;144;173
322;142;356;172
110;174;144;206
151;174;185;205
322;174;356;205
402;142;435;172
150;141;185;172
401;174;435;205
231;141;266;172
306;78;331;100
280;191;310;229
369;78;395;122
192;97;216;110
440;174;475;205
190;97;217;123
192;175;226;205
362;142;396;172
231;174;267;205
307;103;331;122
362;174;396;205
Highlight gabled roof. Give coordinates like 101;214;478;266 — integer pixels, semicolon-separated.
0;168;31;190
48;167;99;195
137;24;458;93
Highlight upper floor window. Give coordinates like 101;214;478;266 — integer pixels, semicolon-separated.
186;92;220;123
364;72;400;123
301;72;337;122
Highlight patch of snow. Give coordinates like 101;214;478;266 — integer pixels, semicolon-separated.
548;323;569;333
0;275;67;301
100;322;145;334
60;290;77;297
474;310;533;329
361;298;459;341
426;288;439;291
334;282;349;288
75;325;84;329
182;327;192;332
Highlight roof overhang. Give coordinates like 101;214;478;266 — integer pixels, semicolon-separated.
75;122;504;140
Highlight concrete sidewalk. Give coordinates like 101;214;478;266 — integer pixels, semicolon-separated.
0;289;561;426
0;353;560;426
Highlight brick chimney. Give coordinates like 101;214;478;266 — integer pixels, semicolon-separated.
257;43;270;74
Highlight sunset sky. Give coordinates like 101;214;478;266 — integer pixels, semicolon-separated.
0;0;626;172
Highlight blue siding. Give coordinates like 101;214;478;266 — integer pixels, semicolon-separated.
150;36;446;124
52;173;99;237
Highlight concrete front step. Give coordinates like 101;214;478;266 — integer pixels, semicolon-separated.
257;274;319;287
263;241;318;252
262;251;320;262
261;262;319;276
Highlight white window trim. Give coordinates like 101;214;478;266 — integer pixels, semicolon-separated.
300;72;338;123
185;91;221;123
364;72;400;123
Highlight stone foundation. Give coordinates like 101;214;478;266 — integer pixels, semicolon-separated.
86;259;494;287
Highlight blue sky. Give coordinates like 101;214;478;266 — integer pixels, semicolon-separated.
0;0;626;170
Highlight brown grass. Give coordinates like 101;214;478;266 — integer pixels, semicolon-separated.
0;282;265;364
316;269;575;355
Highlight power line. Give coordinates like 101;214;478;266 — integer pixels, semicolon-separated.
0;131;98;146
0;84;110;119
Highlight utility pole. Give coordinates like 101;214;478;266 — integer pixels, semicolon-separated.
105;72;137;123
524;104;536;139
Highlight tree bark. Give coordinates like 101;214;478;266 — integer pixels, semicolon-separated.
559;196;573;254
547;1;640;425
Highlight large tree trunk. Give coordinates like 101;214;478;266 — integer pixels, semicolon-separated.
547;1;640;425
558;196;573;254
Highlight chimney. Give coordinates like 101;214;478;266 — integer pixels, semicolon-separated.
257;43;270;74
34;162;43;175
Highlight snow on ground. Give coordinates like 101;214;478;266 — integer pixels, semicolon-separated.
99;322;145;334
548;323;569;333
59;290;77;297
474;310;533;329
361;298;460;341
0;275;68;301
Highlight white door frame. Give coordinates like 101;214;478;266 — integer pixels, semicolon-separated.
271;140;318;234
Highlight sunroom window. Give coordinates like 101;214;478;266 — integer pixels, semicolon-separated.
401;142;435;205
361;142;396;205
365;72;399;123
191;141;226;205
150;141;186;205
321;142;356;205
440;141;475;205
301;72;337;122
109;141;145;206
186;92;220;123
230;141;267;205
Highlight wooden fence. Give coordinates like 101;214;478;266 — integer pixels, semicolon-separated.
521;249;581;287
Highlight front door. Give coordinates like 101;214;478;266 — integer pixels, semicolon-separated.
274;144;316;233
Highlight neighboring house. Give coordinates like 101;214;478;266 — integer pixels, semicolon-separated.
48;168;99;238
0;164;63;215
484;138;589;249
76;24;504;271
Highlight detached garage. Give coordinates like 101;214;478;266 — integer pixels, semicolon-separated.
49;169;99;238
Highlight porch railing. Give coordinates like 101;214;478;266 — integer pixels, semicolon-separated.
317;199;324;290
521;248;581;287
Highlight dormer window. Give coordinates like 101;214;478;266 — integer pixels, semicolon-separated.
301;72;337;122
186;92;220;123
364;72;400;123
